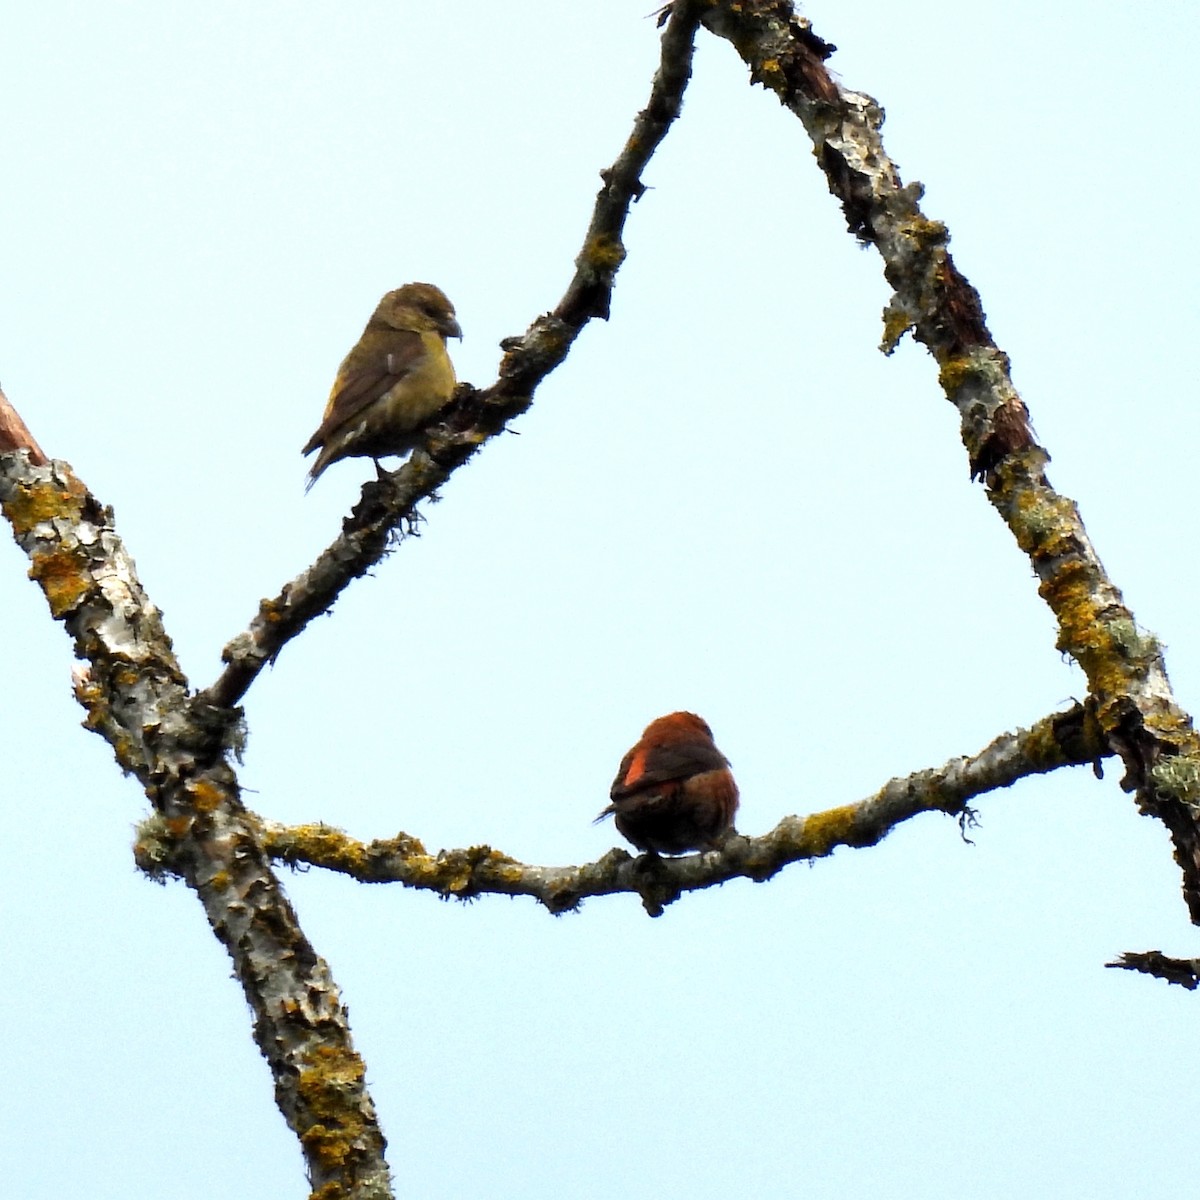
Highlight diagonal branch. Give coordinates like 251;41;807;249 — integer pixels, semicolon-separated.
201;0;708;711
137;702;1103;919
0;451;390;1198
0;12;717;1183
698;0;1200;923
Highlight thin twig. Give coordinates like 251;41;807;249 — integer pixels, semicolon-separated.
1106;950;1200;990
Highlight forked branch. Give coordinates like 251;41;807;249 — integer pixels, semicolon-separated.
131;702;1104;919
202;0;710;712
696;0;1200;929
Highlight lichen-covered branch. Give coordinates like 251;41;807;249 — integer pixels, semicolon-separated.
699;0;1200;922
0;451;390;1200
202;1;707;711
133;703;1103;919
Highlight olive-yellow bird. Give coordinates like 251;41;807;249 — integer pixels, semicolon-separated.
302;282;462;488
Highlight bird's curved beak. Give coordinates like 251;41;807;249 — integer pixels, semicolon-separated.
442;315;464;340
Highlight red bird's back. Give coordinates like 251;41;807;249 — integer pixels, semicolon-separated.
598;711;739;855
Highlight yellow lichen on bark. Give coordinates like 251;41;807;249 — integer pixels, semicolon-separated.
1038;563;1126;697
284;824;375;876
184;777;227;814
581;233;625;272
801;804;859;856
28;547;91;616
0;474;88;535
296;1044;375;1175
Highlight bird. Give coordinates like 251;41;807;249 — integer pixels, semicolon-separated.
596;711;739;855
302;282;462;489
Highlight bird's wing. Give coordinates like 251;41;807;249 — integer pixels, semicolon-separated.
610;736;729;799
302;328;425;454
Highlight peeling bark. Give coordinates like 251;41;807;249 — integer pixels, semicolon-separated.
0;453;389;1199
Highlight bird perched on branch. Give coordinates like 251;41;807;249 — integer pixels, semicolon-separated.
596;711;739;855
302;282;462;489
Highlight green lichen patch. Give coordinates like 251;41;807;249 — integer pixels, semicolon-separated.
1106;617;1159;661
1151;755;1200;810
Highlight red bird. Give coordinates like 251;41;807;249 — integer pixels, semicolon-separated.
596;711;739;855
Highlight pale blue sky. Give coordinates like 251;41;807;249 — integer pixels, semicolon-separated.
3;3;1198;1197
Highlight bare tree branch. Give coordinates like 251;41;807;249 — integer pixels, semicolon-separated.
126;702;1105;919
1107;951;1200;990
698;0;1200;923
0;11;716;1189
0;452;389;1197
202;0;709;712
4;12;1193;1195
